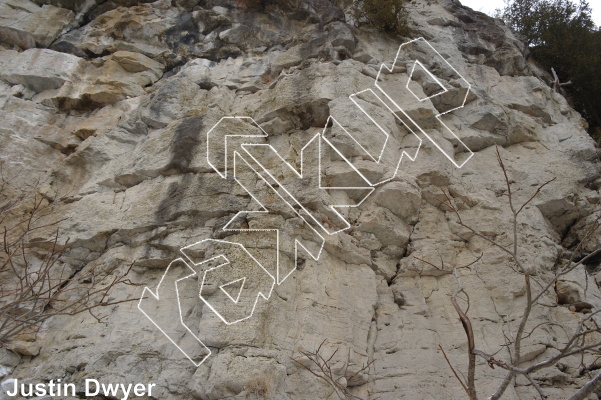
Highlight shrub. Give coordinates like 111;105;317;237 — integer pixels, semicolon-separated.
235;0;274;11
0;170;138;351
339;0;409;34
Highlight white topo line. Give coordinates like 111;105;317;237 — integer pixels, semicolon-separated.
138;37;474;366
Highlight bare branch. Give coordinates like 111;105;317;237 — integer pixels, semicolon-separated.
439;344;475;400
292;341;371;400
450;268;478;400
566;370;601;400
0;184;139;348
428;149;601;400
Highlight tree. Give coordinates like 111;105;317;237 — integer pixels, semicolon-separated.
419;147;601;399
500;0;601;138
501;0;595;46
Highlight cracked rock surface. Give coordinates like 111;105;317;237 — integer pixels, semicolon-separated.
1;0;600;399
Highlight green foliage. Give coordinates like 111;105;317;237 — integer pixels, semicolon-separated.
340;0;409;34
501;0;601;136
501;0;595;46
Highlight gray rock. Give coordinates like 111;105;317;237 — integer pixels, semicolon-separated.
140;78;199;129
0;49;84;92
373;180;422;224
0;0;600;399
0;0;74;49
327;21;356;53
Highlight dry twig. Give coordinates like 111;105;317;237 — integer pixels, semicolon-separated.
292;340;374;400
419;146;601;399
0;176;140;347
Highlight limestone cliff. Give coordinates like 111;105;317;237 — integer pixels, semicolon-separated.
1;0;600;399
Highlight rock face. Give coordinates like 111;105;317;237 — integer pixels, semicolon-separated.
1;0;600;399
0;0;73;49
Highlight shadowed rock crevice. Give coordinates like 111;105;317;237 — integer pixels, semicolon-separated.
1;0;601;399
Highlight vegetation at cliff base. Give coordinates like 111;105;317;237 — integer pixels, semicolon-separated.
500;0;601;139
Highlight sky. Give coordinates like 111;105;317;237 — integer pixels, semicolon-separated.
459;0;601;27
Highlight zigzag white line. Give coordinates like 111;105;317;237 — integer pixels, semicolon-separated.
374;37;473;168
180;240;275;325
139;36;475;366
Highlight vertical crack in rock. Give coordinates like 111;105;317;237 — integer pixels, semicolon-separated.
1;0;601;399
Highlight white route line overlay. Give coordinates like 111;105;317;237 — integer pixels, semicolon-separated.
227;149;325;285
180;239;275;325
374;37;473;168
138;258;211;367
220;277;246;303
240;127;374;236
138;37;474;366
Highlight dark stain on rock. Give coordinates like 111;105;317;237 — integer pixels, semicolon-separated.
54;93;105;111
154;116;204;225
155;174;193;225
166;116;204;174
163;11;206;66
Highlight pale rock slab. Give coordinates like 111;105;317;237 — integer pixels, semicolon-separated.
0;0;73;49
0;0;600;399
